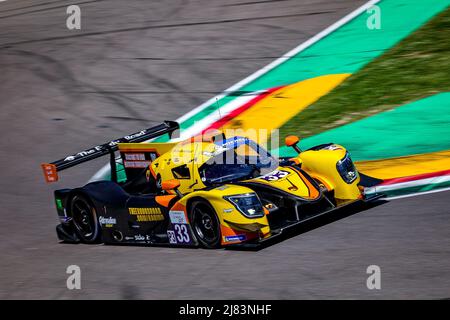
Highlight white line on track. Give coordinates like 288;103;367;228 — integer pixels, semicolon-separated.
386;187;450;200
365;175;450;194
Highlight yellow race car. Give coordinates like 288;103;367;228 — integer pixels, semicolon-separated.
42;121;382;248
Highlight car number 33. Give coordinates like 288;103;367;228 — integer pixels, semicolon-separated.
170;223;190;243
260;170;289;181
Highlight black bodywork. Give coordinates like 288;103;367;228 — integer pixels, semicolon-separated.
54;181;187;246
46;121;198;246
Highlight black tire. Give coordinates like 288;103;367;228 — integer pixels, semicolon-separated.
189;200;221;249
69;194;101;244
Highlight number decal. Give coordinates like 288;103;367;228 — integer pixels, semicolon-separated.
173;224;190;243
181;225;190;242
174;224;183;242
260;170;289;181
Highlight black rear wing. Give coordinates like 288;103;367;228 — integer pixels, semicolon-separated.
41;121;179;182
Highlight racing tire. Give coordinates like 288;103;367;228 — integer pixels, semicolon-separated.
189;200;222;249
69;194;102;244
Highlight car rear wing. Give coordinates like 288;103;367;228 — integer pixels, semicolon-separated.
41;121;179;183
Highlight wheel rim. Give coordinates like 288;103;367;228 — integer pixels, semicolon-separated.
71;196;97;240
192;204;219;245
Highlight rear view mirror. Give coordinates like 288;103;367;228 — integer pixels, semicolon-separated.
285;135;302;153
285;135;300;147
161;179;181;191
161;179;183;197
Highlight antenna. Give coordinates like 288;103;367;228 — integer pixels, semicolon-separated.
215;97;225;137
216;97;222;119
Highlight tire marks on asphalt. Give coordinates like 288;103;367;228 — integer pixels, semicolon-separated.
0;10;334;49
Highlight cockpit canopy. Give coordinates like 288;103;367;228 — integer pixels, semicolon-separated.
198;137;278;185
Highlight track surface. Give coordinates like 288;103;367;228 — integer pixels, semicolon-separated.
1;0;449;299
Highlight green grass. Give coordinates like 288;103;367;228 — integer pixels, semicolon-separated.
279;7;450;141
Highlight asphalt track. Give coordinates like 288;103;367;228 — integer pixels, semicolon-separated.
0;0;449;299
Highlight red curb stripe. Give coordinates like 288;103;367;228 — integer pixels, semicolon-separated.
202;86;285;134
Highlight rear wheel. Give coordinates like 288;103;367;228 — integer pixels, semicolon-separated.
189;200;221;249
70;194;101;243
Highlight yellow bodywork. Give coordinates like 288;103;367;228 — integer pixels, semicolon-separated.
246;166;321;200
175;185;271;244
296;144;361;201
118;139;363;245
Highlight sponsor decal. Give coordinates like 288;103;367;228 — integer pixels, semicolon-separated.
259;170;289;181
64;146;103;161
218;137;247;148
42;163;58;182
128;207;164;222
167;230;177;244
125;131;146;140
124;153;146;161
224;234;246;242
123;160;151;168
169;210;188;224
99;216;116;227
124;234;152;242
108;140;121;147
134;234;151;241
134;234;145;241
323;144;343;151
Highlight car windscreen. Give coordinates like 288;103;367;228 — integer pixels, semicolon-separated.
199;139;278;185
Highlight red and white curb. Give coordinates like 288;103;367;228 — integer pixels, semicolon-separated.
365;169;450;199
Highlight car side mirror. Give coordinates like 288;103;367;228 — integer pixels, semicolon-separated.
285;135;302;153
161;179;183;197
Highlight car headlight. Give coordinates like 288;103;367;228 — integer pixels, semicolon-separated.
336;152;358;184
224;193;264;218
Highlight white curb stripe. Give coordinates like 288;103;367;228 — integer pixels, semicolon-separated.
365;174;450;194
173;91;263;141
386;187;450;200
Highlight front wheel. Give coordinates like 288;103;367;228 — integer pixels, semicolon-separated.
70;194;101;243
189;200;221;249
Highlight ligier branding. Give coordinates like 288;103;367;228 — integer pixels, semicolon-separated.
99;216;117;227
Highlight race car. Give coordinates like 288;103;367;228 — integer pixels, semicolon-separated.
41;121;382;248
